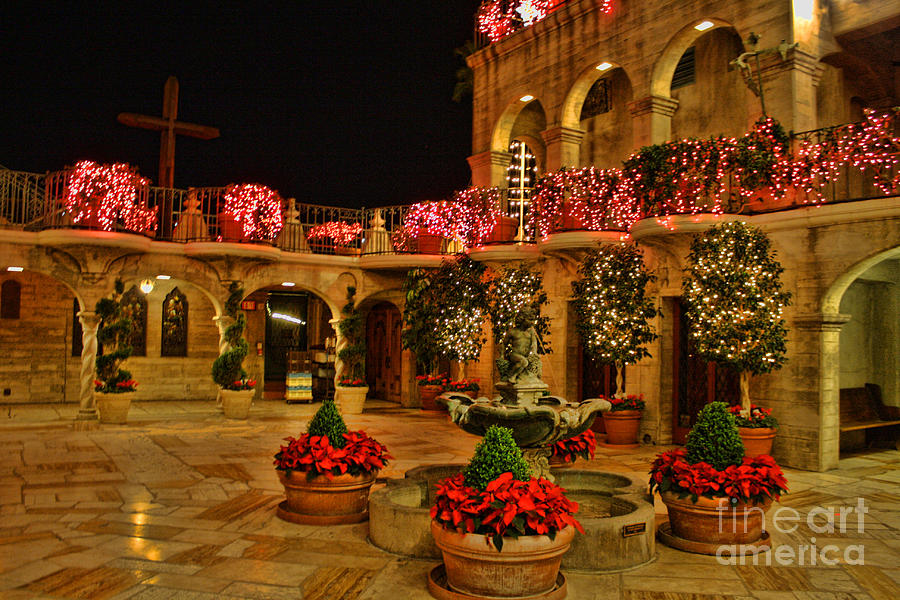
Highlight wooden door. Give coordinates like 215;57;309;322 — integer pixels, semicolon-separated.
366;302;402;402
671;300;740;444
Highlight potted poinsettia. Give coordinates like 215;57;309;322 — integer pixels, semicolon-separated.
729;404;779;457
683;221;790;454
274;397;390;524
335;286;368;414
416;374;449;410
211;283;256;419
430;425;583;598
447;378;480;399
94;279;137;424
603;394;646;447
650;402;787;554
549;430;596;468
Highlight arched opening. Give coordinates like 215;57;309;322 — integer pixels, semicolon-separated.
836;255;900;454
242;284;337;402
0;270;80;404
565;65;634;168
365;301;403;403
491;97;547;168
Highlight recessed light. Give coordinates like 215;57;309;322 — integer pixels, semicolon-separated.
596;62;612;71
281;282;295;287
156;275;171;280
6;266;24;272
139;279;154;294
695;20;714;31
520;95;534;102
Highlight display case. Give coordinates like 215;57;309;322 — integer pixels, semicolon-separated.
285;351;313;404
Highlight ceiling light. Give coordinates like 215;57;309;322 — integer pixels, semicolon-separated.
6;266;24;272
156;274;171;280
520;95;534;102
596;62;612;71
139;279;154;294
695;20;714;31
281;281;295;287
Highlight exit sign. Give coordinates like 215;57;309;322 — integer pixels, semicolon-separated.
241;300;257;311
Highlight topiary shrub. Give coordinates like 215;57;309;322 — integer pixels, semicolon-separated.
685;402;745;471
463;425;531;491
94;278;137;393
337;286;365;384
307;398;349;448
211;282;251;389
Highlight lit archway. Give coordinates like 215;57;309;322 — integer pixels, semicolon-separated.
650;18;740;98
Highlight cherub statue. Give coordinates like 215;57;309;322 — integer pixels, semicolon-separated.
501;308;541;383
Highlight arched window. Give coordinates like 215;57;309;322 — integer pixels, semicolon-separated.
121;285;148;356
1;280;21;319
161;287;188;357
506;139;536;233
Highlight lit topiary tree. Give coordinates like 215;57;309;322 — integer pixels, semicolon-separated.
682;221;790;413
307;398;349;448
685;401;745;470
572;244;658;396
432;256;488;378
486;263;551;351
401;268;441;375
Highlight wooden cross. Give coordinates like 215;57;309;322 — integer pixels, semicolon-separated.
117;76;220;189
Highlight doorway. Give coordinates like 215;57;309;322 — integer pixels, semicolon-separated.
264;292;309;384
578;344;623;434
365;302;402;402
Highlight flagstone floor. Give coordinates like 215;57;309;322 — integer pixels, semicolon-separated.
0;400;897;599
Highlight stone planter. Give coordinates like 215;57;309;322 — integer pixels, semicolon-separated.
220;389;254;419
660;490;772;554
418;233;443;254
738;427;777;457
336;385;368;415
419;384;444;411
95;391;132;424
431;520;574;598
602;410;642;446
277;469;377;525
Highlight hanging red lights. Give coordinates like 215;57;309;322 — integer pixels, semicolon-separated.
477;1;610;43
221;183;284;241
306;221;363;246
63;160;157;233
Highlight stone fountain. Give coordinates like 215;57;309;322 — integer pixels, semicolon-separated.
439;309;610;481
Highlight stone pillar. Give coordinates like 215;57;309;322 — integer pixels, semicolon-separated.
467;150;513;188
757;48;821;133
212;315;235;407
791;313;850;472
628;95;680;147
540;126;586;172
75;311;102;420
330;317;345;386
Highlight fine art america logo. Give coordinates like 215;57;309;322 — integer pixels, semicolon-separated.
716;498;868;565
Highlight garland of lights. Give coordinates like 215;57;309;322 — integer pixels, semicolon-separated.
222;183;284;241
682;221;790;411
453;187;502;246
63;160;157;233
572;244;657;396
477;1;613;43
430;256;489;370
486;264;551;352
307;221;363;246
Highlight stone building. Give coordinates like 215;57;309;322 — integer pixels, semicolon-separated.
1;0;898;472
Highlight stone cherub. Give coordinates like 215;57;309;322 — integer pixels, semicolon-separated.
501;308;542;384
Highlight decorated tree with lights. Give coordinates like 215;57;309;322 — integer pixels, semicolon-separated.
401;268;441;374
486;263;551;353
63;160;157;233
221;183;284;241
431;256;489;378
682;221;790;413
572;244;658;396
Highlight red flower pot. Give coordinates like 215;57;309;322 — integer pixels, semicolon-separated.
488;216;518;243
661;491;772;546
603;410;642;446
738;427;777;457
419;384;444;411
277;470;376;525
417;233;443;254
218;212;247;242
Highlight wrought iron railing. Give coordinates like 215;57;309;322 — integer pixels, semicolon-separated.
0;168;45;228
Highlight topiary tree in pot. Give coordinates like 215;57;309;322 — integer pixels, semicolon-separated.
402;268;447;410
682;221;790;451
94;278;137;423
431;425;583;597
335;286;368;414
431;256;488;379
212;282;255;418
650;401;787;554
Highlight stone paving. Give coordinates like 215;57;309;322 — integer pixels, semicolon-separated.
0;400;898;599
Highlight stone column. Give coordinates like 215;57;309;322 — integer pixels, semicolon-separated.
540;126;586;172
467;150;513;188
757;47;821;134
628;95;680;147
212;315;235;406
792;312;850;472
75;311;102;420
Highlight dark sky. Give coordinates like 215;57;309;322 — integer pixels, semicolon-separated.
1;2;479;208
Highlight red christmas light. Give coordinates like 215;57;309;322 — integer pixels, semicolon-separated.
221;183;284;241
477;1;610;43
63;160;156;233
306;221;363;246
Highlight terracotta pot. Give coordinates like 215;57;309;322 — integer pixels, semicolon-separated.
561;212;585;231
431;520;574;598
603;410;642;445
217;212;247;242
419;384;444;411
336;385;368;415
220;389;254;419
418;233;443;254
95;391;132;424
488;216;518;243
739;427;777;457
661;490;772;546
278;469;377;524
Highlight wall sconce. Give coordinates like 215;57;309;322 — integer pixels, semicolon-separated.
139;279;154;294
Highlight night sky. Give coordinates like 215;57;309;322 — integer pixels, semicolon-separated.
1;2;479;208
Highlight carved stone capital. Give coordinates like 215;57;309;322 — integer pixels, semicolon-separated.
628;95;680;118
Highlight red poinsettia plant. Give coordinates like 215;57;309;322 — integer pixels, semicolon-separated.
338;377;367;387
649;447;787;503
416;374;449;388
729;404;779;429
94;379;138;393
224;378;256;391
551;430;596;464
447;378;480;393
608;394;646;412
274;431;390;480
